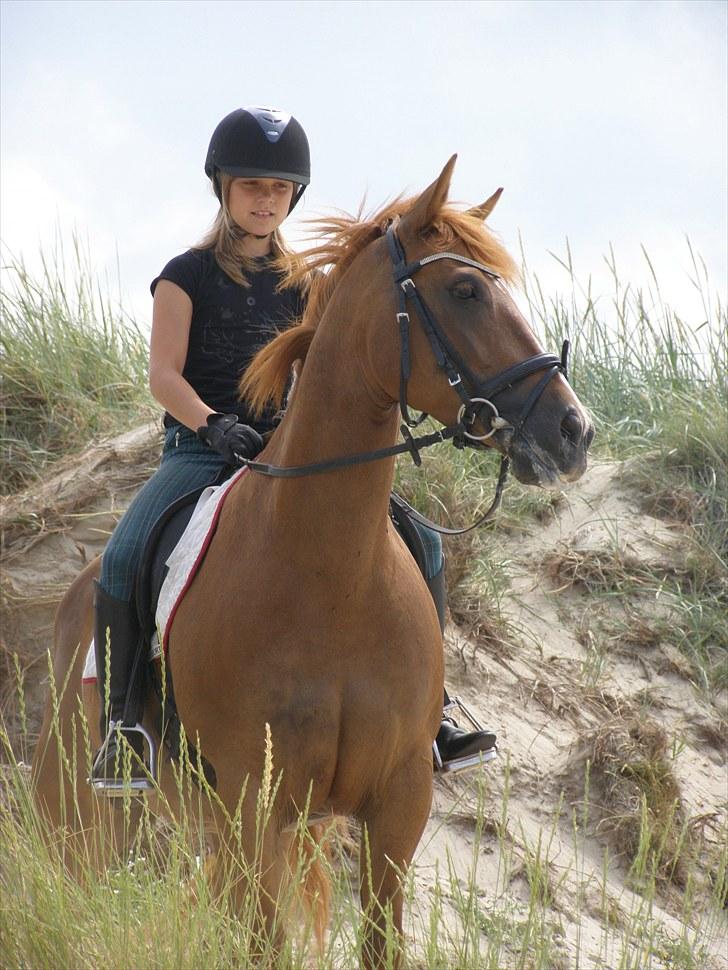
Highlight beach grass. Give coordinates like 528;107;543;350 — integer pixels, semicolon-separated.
2;707;726;970
0;236;154;495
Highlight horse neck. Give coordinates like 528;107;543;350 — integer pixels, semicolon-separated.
241;299;400;567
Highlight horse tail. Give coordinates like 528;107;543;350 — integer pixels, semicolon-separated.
294;822;331;951
240;324;314;417
287;817;351;953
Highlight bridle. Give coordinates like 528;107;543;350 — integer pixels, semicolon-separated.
239;221;570;534
386;221;568;447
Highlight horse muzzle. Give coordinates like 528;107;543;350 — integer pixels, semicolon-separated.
493;405;594;488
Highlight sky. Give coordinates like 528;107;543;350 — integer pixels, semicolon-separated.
1;0;726;333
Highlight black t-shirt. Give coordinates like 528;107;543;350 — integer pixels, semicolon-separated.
150;248;306;432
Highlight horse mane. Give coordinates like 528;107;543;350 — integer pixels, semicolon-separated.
240;197;518;417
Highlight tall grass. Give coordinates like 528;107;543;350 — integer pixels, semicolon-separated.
2;708;726;970
524;239;727;568
0;237;153;495
1;235;724;683
521;238;726;448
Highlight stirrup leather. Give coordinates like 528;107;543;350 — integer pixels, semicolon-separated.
433;695;498;774
90;722;158;796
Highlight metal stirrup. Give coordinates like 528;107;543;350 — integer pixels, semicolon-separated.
433;695;499;774
89;722;158;796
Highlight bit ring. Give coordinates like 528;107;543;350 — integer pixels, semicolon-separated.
457;398;501;441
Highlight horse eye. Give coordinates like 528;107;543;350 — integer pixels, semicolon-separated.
451;281;477;300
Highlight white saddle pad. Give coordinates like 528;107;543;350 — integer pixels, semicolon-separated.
81;467;248;684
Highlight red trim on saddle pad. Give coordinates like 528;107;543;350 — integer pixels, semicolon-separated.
162;467;249;656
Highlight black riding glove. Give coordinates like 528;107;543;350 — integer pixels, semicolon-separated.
196;413;264;465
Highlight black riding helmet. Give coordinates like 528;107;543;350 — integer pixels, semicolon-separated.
205;106;310;213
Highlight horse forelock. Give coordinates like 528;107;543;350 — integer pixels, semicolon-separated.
422;208;519;284
241;195;519;416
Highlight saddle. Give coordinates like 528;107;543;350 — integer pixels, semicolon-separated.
135;485;210;647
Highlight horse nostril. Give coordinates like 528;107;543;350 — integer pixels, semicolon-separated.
560;409;583;446
584;425;595;449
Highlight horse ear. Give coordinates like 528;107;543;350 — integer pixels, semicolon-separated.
468;187;503;222
400;154;458;234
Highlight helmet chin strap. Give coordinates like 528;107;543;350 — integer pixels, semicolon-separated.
230;223;273;244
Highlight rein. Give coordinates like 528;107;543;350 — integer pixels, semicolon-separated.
238;222;569;535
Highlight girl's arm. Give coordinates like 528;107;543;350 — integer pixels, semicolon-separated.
148;280;215;432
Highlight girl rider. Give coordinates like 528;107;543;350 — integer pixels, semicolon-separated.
92;106;495;792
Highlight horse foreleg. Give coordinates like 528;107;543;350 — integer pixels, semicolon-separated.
359;756;433;970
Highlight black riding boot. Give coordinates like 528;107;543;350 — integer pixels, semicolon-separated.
436;689;497;764
90;582;151;793
427;564;498;768
427;560;448;635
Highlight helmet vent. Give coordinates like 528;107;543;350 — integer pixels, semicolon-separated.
248;105;291;143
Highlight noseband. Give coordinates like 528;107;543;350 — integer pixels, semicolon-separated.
239;222;571;534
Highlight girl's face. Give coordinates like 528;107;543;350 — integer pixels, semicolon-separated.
227;177;294;236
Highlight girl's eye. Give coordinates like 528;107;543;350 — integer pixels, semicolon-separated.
451;281;477;300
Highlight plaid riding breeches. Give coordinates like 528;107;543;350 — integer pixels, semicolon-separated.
99;424;227;601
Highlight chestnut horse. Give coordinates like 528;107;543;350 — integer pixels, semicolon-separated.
32;157;592;966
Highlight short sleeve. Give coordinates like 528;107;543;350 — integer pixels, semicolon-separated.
150;249;208;300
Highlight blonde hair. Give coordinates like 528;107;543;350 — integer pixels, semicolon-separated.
194;172;296;287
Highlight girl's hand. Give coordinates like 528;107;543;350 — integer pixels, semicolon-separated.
197;413;264;464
